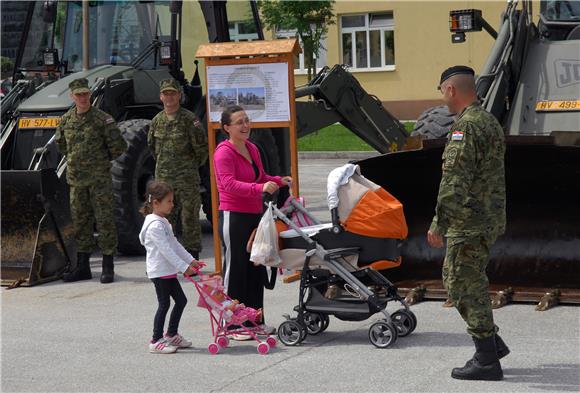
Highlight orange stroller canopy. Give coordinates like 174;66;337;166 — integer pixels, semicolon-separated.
328;164;408;239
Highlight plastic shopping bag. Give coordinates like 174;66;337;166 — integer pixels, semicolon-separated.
250;203;281;267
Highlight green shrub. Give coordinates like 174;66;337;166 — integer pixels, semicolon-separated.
298;122;415;151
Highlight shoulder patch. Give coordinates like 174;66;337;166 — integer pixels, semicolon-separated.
451;131;464;141
444;147;459;168
193;119;201;128
104;117;115;125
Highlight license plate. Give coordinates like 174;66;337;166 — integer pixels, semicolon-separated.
535;100;580;112
18;117;61;129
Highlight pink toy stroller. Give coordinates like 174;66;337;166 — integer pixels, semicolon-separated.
185;263;277;355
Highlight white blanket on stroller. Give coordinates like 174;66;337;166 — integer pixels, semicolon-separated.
327;164;359;210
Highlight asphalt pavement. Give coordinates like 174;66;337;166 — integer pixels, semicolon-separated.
2;157;579;393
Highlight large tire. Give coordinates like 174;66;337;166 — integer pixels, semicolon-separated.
411;105;455;139
250;128;281;175
250;128;289;207
199;161;213;224
196;107;213;225
112;119;155;255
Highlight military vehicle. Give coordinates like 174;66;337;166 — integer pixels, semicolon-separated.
357;0;580;308
0;0;406;286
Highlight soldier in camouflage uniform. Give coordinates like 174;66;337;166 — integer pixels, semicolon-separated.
148;79;208;258
55;78;127;284
427;66;509;381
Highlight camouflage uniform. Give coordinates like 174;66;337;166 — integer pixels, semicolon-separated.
148;80;208;253
55;86;127;255
430;102;506;339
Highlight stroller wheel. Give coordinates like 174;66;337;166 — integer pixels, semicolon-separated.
391;309;416;337
304;312;325;335
208;342;220;355
368;321;398;348
277;320;303;346
266;336;277;348
257;342;270;355
320;314;330;332
217;336;229;348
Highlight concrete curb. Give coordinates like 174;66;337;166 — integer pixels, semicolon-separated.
298;151;380;160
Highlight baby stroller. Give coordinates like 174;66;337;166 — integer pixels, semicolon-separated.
253;164;416;348
185;263;277;355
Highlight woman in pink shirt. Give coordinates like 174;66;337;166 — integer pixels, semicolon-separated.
214;105;291;338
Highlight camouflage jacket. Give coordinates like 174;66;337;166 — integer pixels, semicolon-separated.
148;107;208;183
55;106;126;186
430;102;506;238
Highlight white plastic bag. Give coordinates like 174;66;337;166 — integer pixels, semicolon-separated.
250;203;281;267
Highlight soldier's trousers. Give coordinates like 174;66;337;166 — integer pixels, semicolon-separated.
69;182;117;255
167;185;201;253
442;235;496;339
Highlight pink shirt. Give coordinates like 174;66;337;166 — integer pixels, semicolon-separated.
214;140;282;214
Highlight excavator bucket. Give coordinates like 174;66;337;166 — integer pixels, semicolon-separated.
357;137;580;306
1;169;75;287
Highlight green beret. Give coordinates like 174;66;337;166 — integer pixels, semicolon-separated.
69;78;90;94
160;78;180;93
439;65;475;85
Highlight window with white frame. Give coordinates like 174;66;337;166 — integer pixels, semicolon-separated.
340;12;395;71
228;21;259;42
276;28;327;74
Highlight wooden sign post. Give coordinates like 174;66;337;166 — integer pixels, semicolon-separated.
196;39;301;273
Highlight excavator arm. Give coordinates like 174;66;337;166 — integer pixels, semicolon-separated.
295;65;408;154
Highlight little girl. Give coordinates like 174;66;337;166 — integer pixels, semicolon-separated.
139;180;200;354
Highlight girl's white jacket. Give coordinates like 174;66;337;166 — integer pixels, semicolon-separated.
139;213;193;279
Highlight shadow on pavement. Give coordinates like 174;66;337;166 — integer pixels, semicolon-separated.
297;330;471;349
503;363;580;391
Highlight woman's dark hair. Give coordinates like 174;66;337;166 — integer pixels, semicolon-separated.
220;105;245;132
140;180;174;215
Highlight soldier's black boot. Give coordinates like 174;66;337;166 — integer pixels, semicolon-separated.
63;252;92;282
100;254;115;284
495;334;510;359
468;333;510;361
451;335;503;381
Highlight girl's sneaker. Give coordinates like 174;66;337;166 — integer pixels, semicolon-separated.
164;333;192;348
149;338;177;354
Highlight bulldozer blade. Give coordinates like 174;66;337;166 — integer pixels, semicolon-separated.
357;137;580;304
491;287;514;309
1;169;75;286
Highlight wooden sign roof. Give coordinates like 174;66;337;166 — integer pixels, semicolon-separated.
196;39;301;59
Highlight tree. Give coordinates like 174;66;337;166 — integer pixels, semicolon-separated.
258;1;335;81
1;57;14;79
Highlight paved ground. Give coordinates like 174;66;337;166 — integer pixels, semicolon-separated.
2;158;580;392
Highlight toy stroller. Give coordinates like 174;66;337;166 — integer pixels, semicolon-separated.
185;263;277;355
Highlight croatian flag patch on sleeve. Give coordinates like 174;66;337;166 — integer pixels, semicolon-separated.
451;131;464;141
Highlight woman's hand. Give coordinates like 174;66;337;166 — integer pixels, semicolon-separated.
281;176;292;187
262;181;279;194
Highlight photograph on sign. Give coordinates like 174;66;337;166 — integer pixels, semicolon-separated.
207;62;290;123
209;88;237;112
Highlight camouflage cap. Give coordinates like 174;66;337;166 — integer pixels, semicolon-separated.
69;78;91;94
160;78;180;93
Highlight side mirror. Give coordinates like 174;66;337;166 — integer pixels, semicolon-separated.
42;1;58;24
